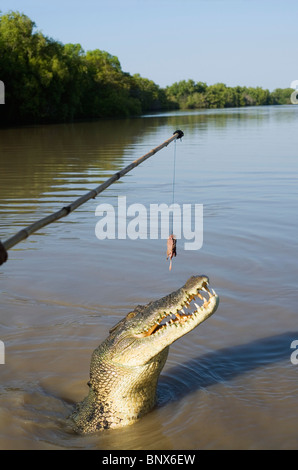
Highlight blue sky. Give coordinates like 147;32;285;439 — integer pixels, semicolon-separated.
1;0;297;90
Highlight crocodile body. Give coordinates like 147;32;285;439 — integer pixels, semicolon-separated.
71;275;219;434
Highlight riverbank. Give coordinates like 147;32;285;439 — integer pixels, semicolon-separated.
0;11;293;127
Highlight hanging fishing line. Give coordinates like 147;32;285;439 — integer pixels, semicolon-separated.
167;130;183;271
172;139;177;206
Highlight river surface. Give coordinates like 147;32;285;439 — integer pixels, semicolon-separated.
0;106;297;450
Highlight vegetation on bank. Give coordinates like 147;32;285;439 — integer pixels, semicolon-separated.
165;80;293;109
0;11;293;125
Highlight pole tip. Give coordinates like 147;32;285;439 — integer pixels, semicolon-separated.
173;130;184;140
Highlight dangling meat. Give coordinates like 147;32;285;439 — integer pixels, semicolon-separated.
166;234;177;271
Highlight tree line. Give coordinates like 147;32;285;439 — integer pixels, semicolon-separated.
165;80;292;109
0;11;293;126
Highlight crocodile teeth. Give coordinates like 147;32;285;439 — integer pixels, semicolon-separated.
136;285;218;338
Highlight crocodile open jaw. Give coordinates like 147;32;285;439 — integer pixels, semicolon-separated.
135;280;218;338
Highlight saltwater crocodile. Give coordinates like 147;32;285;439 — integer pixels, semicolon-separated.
71;275;219;434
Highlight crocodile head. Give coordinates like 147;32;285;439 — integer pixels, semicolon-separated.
71;275;219;433
105;274;219;366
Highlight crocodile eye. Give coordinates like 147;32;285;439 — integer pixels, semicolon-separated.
126;304;146;320
126;311;137;320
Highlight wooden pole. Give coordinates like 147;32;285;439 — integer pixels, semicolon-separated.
0;130;184;262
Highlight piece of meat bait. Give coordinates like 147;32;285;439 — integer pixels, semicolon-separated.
166;234;177;271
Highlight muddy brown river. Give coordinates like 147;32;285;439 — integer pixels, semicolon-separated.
0;106;297;449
